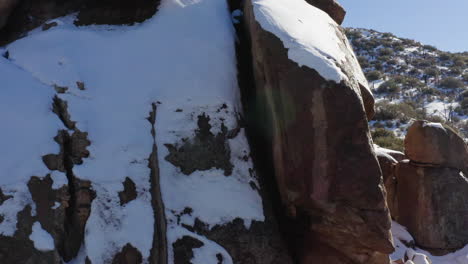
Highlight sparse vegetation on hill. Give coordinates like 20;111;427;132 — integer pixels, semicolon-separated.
346;28;468;140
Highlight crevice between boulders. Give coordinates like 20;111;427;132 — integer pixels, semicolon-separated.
227;0;297;261
147;102;168;264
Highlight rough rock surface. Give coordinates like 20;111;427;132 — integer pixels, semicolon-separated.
305;0;346;25
375;147;399;219
243;0;393;263
405;120;468;173
0;0;160;45
396;160;468;252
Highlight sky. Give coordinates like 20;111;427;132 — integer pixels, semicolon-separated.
340;0;468;53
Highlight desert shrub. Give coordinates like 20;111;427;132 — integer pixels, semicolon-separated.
374;101;423;122
371;128;404;151
392;42;405;52
439;52;452;61
366;70;382;81
424;67;439;77
373;62;383;71
449;67;463;76
401;38;417;46
423;45;437;52
416;58;436;68
382;32;395;38
453;56;466;67
346;30;362;39
439;77;464;89
387;59;398;65
463;73;468;82
409;68;421;76
377;80;400;93
357;56;370;68
421;87;441;96
379;48;394;56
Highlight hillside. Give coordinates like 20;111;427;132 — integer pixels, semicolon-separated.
346;28;468;150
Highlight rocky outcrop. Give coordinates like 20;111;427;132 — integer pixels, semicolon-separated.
305;0;346;25
405;120;468;174
393;121;468;253
243;0;393;263
396;161;468;252
0;0;160;45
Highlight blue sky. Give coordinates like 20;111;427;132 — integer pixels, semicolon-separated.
340;0;468;52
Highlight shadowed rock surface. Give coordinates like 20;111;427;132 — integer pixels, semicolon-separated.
396;160;468;253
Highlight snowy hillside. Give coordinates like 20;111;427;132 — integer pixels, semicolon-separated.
346;28;468;149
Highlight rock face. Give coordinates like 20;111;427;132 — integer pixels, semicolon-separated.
396;161;468;251
305;0;346;25
243;0;393;263
0;0;160;45
404;120;468;174
392;120;468;253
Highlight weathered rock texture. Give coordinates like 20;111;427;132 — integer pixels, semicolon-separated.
392;120;468;254
0;0;160;44
396;161;468;252
0;177;67;264
243;0;393;263
404;120;468;174
305;0;346;25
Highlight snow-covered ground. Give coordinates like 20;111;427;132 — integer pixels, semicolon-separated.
2;0;263;263
391;221;468;264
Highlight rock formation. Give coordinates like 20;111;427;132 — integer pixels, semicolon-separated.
305;0;346;25
0;0;417;263
242;0;393;263
396;121;468;253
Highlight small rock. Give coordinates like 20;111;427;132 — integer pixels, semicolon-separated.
42;22;58;31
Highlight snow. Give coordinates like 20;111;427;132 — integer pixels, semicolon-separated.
0;57;61;236
166;226;233;264
4;0;263;262
425;101;459;119
422;122;445;131
29;222;55;251
391;221;468;264
252;0;368;87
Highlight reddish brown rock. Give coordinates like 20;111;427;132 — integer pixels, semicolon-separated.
396;160;468;252
405;120;468;173
243;0;393;263
305;0;346;25
375;147;399;219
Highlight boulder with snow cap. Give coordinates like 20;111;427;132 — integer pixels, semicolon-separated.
244;0;392;263
404;120;468;173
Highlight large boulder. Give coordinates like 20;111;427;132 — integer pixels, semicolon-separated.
396;160;468;252
305;0;346;25
405;120;468;173
244;0;393;263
